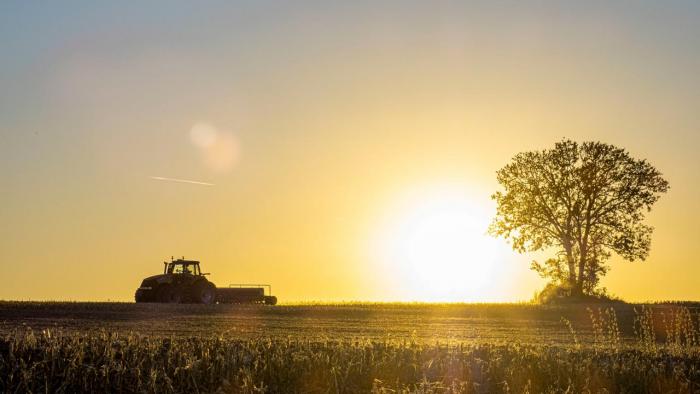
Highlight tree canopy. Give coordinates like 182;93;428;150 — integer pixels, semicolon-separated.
489;140;669;297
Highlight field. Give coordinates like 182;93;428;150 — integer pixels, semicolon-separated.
2;302;700;393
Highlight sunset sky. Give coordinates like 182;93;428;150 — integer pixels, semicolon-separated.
2;1;699;302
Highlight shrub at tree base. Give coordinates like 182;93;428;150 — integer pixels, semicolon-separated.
535;282;625;305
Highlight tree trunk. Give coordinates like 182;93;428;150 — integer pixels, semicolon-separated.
574;246;588;296
571;282;583;297
563;240;576;286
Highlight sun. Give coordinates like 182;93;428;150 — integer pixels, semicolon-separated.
373;185;506;302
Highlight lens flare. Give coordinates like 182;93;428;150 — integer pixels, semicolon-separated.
190;122;240;172
190;122;218;148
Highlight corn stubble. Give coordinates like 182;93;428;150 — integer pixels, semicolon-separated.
2;307;700;393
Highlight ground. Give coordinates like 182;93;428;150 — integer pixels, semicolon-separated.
1;302;700;392
0;302;597;343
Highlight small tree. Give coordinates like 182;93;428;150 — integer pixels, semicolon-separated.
489;140;669;297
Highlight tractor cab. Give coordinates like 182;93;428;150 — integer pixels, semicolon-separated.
164;259;207;276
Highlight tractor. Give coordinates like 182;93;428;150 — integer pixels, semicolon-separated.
135;258;277;305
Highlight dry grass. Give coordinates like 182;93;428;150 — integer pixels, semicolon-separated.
1;303;700;393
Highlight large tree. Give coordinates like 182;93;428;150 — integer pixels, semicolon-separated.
489;140;669;296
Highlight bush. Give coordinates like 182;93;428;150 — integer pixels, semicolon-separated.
535;283;624;305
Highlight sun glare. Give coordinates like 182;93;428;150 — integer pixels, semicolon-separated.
374;186;506;302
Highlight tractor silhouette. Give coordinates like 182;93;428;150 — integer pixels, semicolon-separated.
135;258;277;305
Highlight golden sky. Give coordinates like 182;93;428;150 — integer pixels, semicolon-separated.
2;2;699;302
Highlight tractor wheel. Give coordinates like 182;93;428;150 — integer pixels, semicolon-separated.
157;285;183;303
135;290;147;303
193;281;216;304
264;296;277;305
170;288;184;303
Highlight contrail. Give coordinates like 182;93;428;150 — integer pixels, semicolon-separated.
149;176;214;186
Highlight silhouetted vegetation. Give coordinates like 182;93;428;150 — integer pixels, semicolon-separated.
2;304;700;393
490;140;669;299
0;302;700;393
535;282;625;305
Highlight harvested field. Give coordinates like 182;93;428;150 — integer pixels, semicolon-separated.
2;302;700;392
